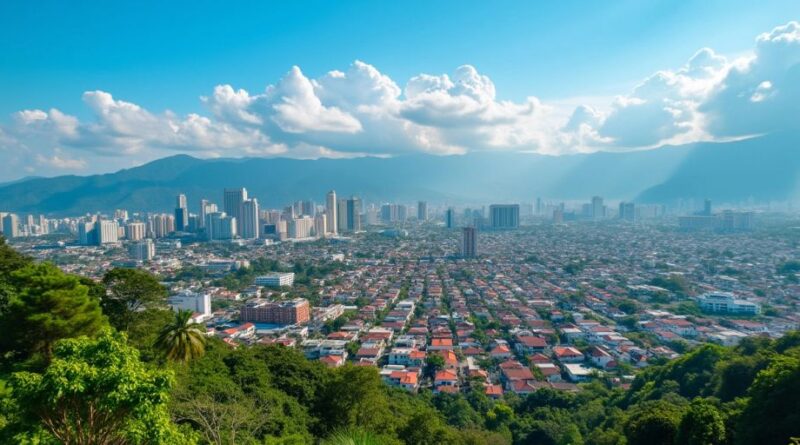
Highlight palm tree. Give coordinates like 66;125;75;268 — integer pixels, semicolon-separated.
155;309;206;363
322;429;382;445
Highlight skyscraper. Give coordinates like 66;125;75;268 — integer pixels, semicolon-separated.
417;201;428;221
445;208;455;229
489;204;520;229
346;196;362;232
175;193;188;231
337;199;348;232
326;190;338;235
241;198;260;239
223;188;247;235
591;196;605;220
462;227;477;258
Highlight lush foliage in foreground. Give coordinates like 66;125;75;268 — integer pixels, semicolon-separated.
0;237;798;444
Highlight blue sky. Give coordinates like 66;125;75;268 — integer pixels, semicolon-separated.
0;1;798;180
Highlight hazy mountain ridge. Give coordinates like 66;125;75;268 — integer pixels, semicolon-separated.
0;134;797;214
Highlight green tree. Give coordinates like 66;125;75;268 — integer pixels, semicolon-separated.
0;263;107;363
736;355;800;445
102;268;168;330
155;309;206;364
8;330;189;444
676;399;726;445
624;400;685;445
314;365;395;436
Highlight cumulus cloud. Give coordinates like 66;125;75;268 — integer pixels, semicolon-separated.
1;21;799;180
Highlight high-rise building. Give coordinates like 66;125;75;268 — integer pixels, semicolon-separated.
174;193;188;231
619;202;636;222
337;199;348;232
381;204;397;223
703;199;712;216
591;196;605;220
205;212;237;240
462;227;477;258
326;190;338;235
445;208;455;229
223;188;248;235
78;221;96;245
314;213;327;238
129;239;155;262
2;213;20;239
346;197;362;232
125;222;146;240
489;204;520;229
289;216;314;239
241;198;260;239
97;220;119;244
535;197;543;216
301;200;316;217
417;201;428;221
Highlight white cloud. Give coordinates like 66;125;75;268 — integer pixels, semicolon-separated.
2;21;799;180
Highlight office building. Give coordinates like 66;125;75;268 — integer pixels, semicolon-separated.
125;222;146;240
489;204;520;229
255;272;296;287
241;198;260;239
337;199;348;233
223;188;248;235
417;201;428;221
240;298;310;325
346;196;362;232
445;208;455;229
326;190;338;235
462;227;477;258
128;239;155;262
2;213;20;239
703;199;712;216
174;193;188;231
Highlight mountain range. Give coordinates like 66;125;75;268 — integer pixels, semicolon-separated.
1;133;797;215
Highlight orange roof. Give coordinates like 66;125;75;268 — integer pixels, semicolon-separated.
485;384;503;396
435;369;458;381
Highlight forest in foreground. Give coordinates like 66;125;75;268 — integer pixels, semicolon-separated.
0;237;798;445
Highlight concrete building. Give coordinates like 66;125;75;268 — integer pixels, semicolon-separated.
417;201;428;221
241;198;260;239
240;298;310;325
462;226;477;258
2;213;20;239
97;220;119;244
255;272;295;287
206;212;237;240
489;204;520;229
698;292;761;315
125;222;146;241
326;190;338;235
168;290;212;318
223;188;247;235
128;239;155;262
445;208;455;229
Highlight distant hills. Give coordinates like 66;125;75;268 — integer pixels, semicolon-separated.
0;133;797;215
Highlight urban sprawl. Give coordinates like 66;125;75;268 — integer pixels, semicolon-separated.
2;190;798;396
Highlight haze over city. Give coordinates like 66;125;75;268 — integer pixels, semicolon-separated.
0;2;799;445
